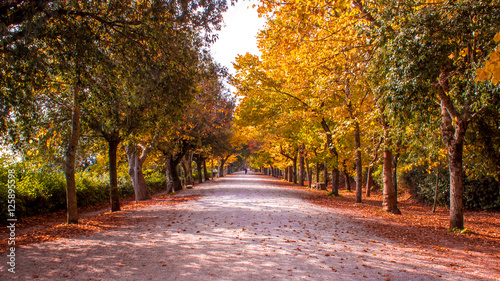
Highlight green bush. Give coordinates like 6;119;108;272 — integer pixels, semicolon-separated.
401;166;500;210
0;163;167;224
75;173;109;207
145;169;166;193
464;177;500;210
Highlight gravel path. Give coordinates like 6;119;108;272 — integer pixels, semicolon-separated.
1;172;496;280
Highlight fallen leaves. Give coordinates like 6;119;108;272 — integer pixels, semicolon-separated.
296;187;499;253
0;193;202;252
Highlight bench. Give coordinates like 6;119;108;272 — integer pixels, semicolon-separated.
312;182;326;190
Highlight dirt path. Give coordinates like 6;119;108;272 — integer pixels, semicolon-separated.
1;172;497;280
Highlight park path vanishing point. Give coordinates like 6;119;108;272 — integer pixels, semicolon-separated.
1;172;498;280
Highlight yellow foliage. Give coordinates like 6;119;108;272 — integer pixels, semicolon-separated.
476;32;500;85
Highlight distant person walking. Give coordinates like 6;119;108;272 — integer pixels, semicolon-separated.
244;168;247;174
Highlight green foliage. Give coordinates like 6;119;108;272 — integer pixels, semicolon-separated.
0;163;167;223
327;192;342;197
448;228;476;235
402;166;500;210
144;169;167;193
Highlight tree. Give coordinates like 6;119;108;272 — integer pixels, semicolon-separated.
126;144;152;201
0;0;147;222
239;1;379;203
1;0;231;217
375;0;500;229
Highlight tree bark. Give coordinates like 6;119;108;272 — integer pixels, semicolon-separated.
173;159;183;191
344;171;351;191
195;154;203;184
126;145;151;201
108;139;121;212
172;156;183;192
354;122;363;203
320;118;341;194
441;105;467;229
299;144;305;186
331;168;339;196
165;151;174;193
64;83;80;224
316;163;320;184
180;158;188;187
365;167;372;197
203;157;210;181
164;150;184;192
382;121;401;214
292;157;297;184
187;151;194;185
218;158;225;177
306;157;312;188
437;69;469;229
323;162;329;188
342;161;351;191
393;152;400;201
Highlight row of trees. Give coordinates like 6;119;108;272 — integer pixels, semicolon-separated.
233;0;500;229
1;0;239;224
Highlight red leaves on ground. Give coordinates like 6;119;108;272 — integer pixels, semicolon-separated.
296;186;499;257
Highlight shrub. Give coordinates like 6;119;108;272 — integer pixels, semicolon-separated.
0;161;167;224
401;166;500;210
145;169;166;193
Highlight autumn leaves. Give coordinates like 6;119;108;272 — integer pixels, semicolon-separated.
233;0;500;230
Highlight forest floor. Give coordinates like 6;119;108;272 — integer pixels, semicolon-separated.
0;172;499;280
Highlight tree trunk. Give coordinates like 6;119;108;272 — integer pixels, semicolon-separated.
165;152;174;193
108;139;121;212
393;152;400;201
219;159;225;177
126;145;151;201
202;157;210;181
187;151;194;185
299;144;305;186
181;158;188;187
354;122;363;203
320;118;341;194
344;172;351;191
171;157;183;192
382;122;401;214
316;163;320;184
323;162;329;188
284;166;289;182
203;157;210;181
306;157;312;188
64;84;80;224
195;155;203;184
331;168;339;196
440;103;467;229
365;166;372;197
438;72;469;229
448;139;466;230
292;157;298;184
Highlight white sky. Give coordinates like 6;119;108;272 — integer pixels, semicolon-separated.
211;0;266;79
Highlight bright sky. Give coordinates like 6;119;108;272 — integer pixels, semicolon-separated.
211;0;267;79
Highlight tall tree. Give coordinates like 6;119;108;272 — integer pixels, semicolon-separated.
375;0;500;229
